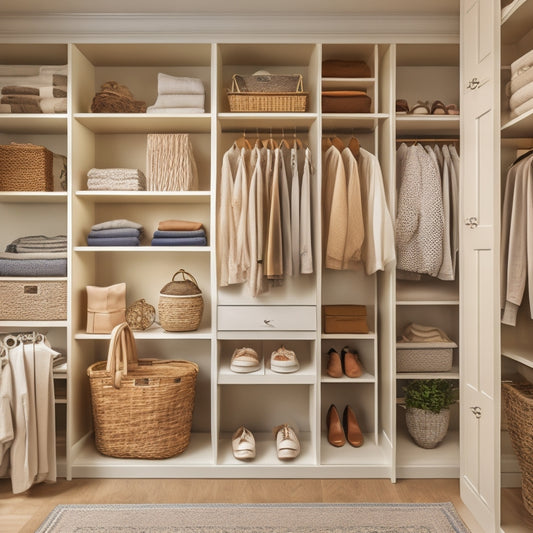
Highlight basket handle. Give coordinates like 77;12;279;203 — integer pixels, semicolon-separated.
172;269;200;288
105;322;139;389
296;74;303;93
231;74;242;93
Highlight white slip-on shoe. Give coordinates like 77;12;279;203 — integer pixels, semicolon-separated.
273;424;300;460
232;425;256;460
270;345;299;373
230;347;261;373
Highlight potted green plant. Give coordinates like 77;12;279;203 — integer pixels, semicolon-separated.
403;379;456;449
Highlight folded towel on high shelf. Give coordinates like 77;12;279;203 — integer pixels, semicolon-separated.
40;97;67;114
398;322;452;343
151;236;207;246
146;107;205;114
1;86;67;98
0;103;41;113
6;235;67;253
152;229;206;238
86;168;146;191
1;94;40;104
157;219;204;231
156;73;205;95
86;236;141;247
149;94;205;108
511;98;533;119
0;251;67;276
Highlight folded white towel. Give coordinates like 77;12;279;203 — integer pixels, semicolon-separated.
509;80;533;110
510;97;533;119
150;93;205;108
509;65;533;96
511;49;533;77
157;73;204;95
87;179;145;191
40;86;67;98
87;168;146;180
40;97;67;114
146;106;205;114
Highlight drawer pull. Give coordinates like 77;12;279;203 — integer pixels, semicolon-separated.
264;319;274;327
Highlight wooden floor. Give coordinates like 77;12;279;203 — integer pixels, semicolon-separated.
0;477;496;533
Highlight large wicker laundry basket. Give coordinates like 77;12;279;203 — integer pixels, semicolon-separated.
87;322;199;459
158;269;203;332
502;381;533;515
0;143;53;191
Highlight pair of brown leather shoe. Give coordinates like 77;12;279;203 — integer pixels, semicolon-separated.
326;347;364;378
326;404;364;447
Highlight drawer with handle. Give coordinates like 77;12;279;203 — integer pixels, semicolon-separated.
218;305;316;331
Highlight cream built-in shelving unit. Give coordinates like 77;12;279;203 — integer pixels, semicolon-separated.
0;39;461;481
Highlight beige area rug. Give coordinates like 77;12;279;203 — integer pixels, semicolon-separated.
36;502;471;532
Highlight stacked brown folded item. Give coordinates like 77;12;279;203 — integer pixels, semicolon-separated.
322;90;372;113
0;64;67;114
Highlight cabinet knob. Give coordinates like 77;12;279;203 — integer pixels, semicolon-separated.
467;77;480;90
264;319;274;327
464;216;478;228
470;406;482;419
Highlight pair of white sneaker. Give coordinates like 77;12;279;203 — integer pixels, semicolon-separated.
230;345;299;374
231;424;301;460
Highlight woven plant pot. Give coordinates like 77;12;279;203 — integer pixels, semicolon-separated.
158;269;203;332
405;407;450;449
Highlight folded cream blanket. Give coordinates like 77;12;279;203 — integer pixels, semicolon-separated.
157;73;204;95
40;97;67;114
87;168;146;180
509;80;533;110
398;322;452;343
150;93;205;108
510;97;533;119
511;49;533;77
146;106;205;114
87;179;145;191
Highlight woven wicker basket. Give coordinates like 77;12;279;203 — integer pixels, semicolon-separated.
396;342;456;372
126;298;156;331
227;74;308;113
0;143;53;191
87;322;199;459
0;278;66;320
159;269;203;332
502;382;533;514
405;407;450;449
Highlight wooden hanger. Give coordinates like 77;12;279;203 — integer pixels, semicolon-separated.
348;135;360;158
279;129;291;149
293;130;303;150
263;130;278;149
322;137;333;151
330;135;345;151
235;130;252;150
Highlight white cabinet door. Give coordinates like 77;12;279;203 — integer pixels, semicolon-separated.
460;1;500;532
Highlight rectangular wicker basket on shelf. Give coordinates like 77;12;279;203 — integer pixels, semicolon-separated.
227;73;308;113
396;342;457;372
0;143;54;191
0;278;66;320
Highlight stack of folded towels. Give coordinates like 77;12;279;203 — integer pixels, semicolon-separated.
87;219;144;247
0;64;67;114
0;234;67;276
507;49;533;120
86;168;146;191
398;322;452;343
147;73;205;114
151;219;207;246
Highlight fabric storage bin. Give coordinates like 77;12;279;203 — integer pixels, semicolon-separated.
396;342;456;372
0;278;66;320
322;59;371;78
322;91;372;113
0;143;53;191
322;305;369;334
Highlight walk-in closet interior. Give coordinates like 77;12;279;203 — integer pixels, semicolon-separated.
1;0;533;531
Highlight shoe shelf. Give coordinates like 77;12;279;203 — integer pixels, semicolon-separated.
319;433;389;468
321;371;375;384
218;364;316;385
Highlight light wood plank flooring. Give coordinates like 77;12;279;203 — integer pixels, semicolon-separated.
0;477;492;532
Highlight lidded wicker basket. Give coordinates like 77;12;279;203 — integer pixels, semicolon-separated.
159;269;203;332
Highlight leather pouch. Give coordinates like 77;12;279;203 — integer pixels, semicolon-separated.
86;282;126;334
322;304;369;334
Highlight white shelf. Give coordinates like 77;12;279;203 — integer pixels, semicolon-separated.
218;113;317;130
0;320;68;328
74;324;212;340
74;246;211;253
396;300;459;306
502;348;533;369
0;114;67;134
0;192;67;203
74;113;211;134
321;332;376;340
321;370;376;384
218;331;317;340
396;365;460;380
75;191;211;204
321;77;375;90
501;108;533;138
501;0;533;44
396;115;460;136
320;433;388;466
218;359;315;384
322;113;388;132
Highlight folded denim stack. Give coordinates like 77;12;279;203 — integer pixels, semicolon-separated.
147;73;205;114
0;64;67;114
151;219;207;246
86;168;146;191
87;219;144;246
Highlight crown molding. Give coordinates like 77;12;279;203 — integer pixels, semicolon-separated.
0;13;459;42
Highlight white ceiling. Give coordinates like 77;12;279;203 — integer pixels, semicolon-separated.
0;0;459;15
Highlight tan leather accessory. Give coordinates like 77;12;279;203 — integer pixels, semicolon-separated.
322;304;369;334
86;282;126;334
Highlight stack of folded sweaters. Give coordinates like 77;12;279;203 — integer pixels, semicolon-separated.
0;234;67;276
0;65;67;114
87;168;146;191
147;73;205;114
507;49;533;120
151;219;207;246
87;219;144;247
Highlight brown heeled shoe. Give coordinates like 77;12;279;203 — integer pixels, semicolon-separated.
326;404;346;447
341;346;364;378
326;348;343;378
343;405;364;447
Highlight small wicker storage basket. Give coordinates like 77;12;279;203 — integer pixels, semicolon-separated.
502;382;533;515
0;143;53;191
126;298;156;331
396;342;456;373
405;407;450;449
227;74;308;113
0;278;66;320
158;269;203;332
87;322;199;459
